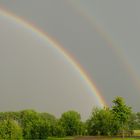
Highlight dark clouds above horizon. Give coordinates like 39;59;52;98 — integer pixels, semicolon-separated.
0;0;140;116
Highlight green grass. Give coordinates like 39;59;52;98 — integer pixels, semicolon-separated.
133;130;140;136
93;138;139;140
112;138;138;140
48;137;140;140
48;137;74;140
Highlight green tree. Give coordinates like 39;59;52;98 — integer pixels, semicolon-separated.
0;119;23;140
79;121;88;136
0;111;20;121
128;112;140;130
136;112;140;129
60;110;82;136
128;113;137;130
111;96;132;138
54;121;66;137
19;110;49;139
40;112;58;136
87;107;119;136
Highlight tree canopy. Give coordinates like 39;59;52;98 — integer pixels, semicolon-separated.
0;119;22;140
87;107;119;136
0;97;137;138
60;110;82;136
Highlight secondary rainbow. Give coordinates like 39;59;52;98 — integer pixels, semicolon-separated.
0;8;107;107
69;1;140;93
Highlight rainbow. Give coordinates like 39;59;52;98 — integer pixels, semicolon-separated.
0;8;106;107
68;1;140;93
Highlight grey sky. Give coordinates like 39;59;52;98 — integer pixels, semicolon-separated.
0;0;140;119
0;15;99;119
72;0;140;78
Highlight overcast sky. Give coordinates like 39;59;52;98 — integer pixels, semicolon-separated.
0;0;140;119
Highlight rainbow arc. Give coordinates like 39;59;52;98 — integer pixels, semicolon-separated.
0;8;106;107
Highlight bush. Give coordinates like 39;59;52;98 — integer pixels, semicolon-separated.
0;119;23;140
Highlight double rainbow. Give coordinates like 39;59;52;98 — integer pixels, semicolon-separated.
0;8;106;107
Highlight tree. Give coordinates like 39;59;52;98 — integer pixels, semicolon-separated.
78;121;87;136
0;119;23;140
87;107;119;136
19;110;49;139
60;110;82;136
0;111;20;121
128;112;140;130
40;112;58;136
54;121;66;137
136;112;140;129
111;96;132;138
128;113;138;130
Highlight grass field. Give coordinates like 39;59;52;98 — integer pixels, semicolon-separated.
48;137;140;140
98;137;139;140
111;138;138;140
133;130;140;136
112;138;138;140
48;137;74;140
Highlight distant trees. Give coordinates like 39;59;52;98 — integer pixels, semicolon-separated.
19;110;49;139
0;96;138;138
39;112;65;137
112;97;132;138
128;112;140;130
54;121;66;137
87;96;132;137
87;107;119;136
136;112;140;129
39;112;57;136
0;110;83;138
0;119;22;140
60;111;82;136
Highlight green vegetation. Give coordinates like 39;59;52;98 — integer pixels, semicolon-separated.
112;97;132;138
0;97;139;139
19;110;49;139
0;119;23;139
48;137;74;140
87;107;119;136
60;111;82;136
112;138;138;140
48;137;139;140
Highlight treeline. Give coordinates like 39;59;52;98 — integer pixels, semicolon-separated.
0;97;140;139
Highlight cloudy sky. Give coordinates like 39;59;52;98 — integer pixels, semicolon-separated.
0;0;140;119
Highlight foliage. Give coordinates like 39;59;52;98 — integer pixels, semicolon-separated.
40;112;59;136
135;112;140;129
19;109;49;139
79;121;88;136
111;97;132;138
60;110;82;136
0;96;138;138
128;113;138;130
54;121;66;137
48;137;74;140
87;107;119;136
0;111;20;121
0;119;23;140
112;97;132;124
128;112;140;130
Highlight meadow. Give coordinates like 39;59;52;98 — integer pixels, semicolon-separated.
48;137;140;140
